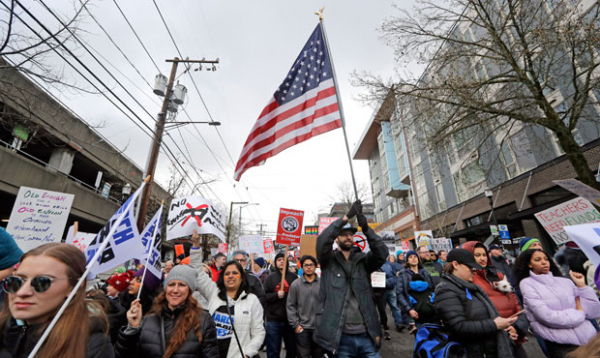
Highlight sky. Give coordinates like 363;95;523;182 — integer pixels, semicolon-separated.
8;0;412;235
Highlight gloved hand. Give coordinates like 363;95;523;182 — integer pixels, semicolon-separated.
346;200;362;219
357;213;369;233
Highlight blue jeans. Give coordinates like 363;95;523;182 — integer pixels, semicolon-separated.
384;290;403;326
333;333;379;358
266;321;296;358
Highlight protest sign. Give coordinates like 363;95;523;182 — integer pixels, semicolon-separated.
318;217;336;234
401;240;410;251
534;197;600;245
65;224;95;253
300;234;317;258
167;196;226;242
563;223;600;268
84;193;145;276
7;186;74;253
554;179;600;207
431;238;453;253
239;235;264;254
218;243;228;254
381;231;396;254
263;238;274;254
371;272;386;288
353;232;370;253
138;207;163;278
276;208;304;246
304;226;318;235
210;248;218;257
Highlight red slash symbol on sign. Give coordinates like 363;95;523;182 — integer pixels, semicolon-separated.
353;234;367;251
181;203;208;227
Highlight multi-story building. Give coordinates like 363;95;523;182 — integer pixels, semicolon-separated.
354;91;420;248
0;58;171;240
357;0;600;253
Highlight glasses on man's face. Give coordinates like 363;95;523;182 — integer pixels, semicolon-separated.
303;263;316;268
2;276;63;294
235;259;247;263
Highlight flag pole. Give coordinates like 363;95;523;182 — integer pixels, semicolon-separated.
27;180;148;358
138;201;164;300
317;9;359;201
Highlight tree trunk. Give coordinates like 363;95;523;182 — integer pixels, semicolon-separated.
554;126;599;189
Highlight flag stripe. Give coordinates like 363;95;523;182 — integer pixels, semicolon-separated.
236;103;341;171
235;118;342;180
239;84;338;160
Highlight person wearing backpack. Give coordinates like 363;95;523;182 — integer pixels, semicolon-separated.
434;249;517;358
408;274;438;327
396;250;434;334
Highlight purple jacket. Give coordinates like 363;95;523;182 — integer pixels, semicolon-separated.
520;271;600;346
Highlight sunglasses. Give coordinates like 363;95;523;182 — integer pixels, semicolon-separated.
1;276;63;294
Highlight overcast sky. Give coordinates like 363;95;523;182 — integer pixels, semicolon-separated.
10;0;415;235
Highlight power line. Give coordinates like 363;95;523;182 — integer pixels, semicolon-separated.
111;0;161;74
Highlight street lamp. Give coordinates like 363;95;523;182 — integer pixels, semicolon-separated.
239;203;260;234
485;189;495;223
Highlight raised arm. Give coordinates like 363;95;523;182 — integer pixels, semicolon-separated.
190;229;219;303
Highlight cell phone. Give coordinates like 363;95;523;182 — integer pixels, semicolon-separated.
509;310;526;318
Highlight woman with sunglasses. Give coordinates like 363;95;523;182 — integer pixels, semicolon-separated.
190;233;265;358
115;265;218;358
514;249;600;358
0;243;114;358
434;249;518;358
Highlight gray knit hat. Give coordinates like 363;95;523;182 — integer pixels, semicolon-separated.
164;265;197;291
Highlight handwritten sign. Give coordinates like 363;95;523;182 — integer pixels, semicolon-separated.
167;196;226;242
535;197;600;245
65;225;95;253
554;179;600;207
371;272;386;288
318;217;337;234
276;208;304;246
239;235;264;254
7;187;74;253
431;238;452;253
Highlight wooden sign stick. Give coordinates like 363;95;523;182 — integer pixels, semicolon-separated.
279;245;289;292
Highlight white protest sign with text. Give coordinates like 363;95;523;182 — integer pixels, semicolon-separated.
563;223;600;268
167;196;226;242
239;235;265;254
554;179;600;207
7;187;74;253
431;238;453;253
371;272;386;288
65;225;95;253
534;197;600;245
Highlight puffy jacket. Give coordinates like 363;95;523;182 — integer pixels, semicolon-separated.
520;271;600;346
263;268;298;322
434;274;510;358
191;250;265;358
314;218;388;354
381;261;397;290
115;305;218;358
0;316;114;358
396;267;434;313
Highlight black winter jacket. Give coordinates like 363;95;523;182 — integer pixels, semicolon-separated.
115;305;218;358
245;270;266;308
314;218;388;354
0;316;114;358
107;297;127;344
396;268;434;313
434;274;503;358
264;267;298;322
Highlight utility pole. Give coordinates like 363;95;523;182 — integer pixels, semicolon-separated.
227;201;248;245
137;57;219;231
256;223;266;235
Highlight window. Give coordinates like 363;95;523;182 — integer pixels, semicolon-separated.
500;141;518;178
453;160;485;202
436;183;447;212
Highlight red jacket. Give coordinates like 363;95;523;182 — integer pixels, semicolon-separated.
209;264;220;282
473;270;521;318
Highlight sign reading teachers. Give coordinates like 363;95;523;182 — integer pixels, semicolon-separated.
534;197;600;245
7;187;74;253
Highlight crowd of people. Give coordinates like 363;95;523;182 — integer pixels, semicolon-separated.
1;200;600;357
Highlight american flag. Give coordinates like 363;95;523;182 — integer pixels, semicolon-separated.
234;23;342;181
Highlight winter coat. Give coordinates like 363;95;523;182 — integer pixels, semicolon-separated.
114;305;218;358
119;289;154;315
381;261;397;290
245;270;266;308
396;267;434;313
520;271;600;346
390;261;403;273
263;268;298;322
0;316;114;358
422;261;443;286
314;218;388;354
107;297;127;344
252;268;269;285
434;274;514;358
191;250;265;358
408;280;437;324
